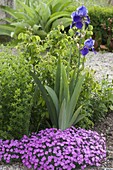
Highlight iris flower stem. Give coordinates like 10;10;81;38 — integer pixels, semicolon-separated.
74;35;83;87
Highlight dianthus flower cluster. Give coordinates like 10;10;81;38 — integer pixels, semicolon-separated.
0;127;106;170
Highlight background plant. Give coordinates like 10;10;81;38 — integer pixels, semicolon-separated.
0;0;72;39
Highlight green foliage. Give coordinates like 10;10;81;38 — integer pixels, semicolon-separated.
0;0;72;39
90;77;113;122
31;57;86;129
1;23;113;139
17;27;113;130
88;6;113;51
0;47;33;139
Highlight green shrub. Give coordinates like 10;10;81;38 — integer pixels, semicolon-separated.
90;77;113;123
0;47;33;139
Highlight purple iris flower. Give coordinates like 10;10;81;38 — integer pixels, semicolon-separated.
71;12;81;23
80;47;89;56
70;6;90;29
80;38;95;56
76;22;83;29
84;38;94;48
77;6;88;17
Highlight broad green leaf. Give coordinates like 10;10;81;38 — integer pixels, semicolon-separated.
59;1;72;11
50;11;70;19
45;11;70;32
58;99;67;129
38;2;51;25
52;1;72;13
1;17;15;23
30;72;58;128
33;85;40;105
110;105;113;110
34;30;47;39
25;0;30;6
109;93;113;102
69;70;77;97
52;17;72;30
0;6;18;19
17;0;35;18
68;73;86;120
74;113;88;125
52;2;64;13
11;22;29;27
68;105;82;126
14;12;30;20
45;85;59;115
12;24;29;37
0;25;15;36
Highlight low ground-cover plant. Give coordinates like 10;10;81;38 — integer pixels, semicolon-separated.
0;127;106;169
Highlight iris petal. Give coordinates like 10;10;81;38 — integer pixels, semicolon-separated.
77;6;88;17
84;38;94;48
76;22;83;29
80;47;89;56
85;16;90;27
71;12;81;22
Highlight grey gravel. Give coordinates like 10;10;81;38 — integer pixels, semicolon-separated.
85;52;113;82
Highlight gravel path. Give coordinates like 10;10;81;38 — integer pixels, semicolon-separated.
0;52;113;170
85;52;113;82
